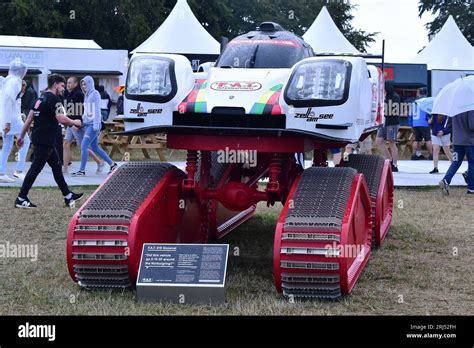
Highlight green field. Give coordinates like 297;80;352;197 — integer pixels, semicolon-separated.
0;186;472;315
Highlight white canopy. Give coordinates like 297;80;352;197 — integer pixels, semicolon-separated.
132;0;220;55
411;15;474;70
303;6;360;54
0;35;101;49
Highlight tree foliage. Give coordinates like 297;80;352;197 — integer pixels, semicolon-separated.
418;0;474;45
0;0;377;52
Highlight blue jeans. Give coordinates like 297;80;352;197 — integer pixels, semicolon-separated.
79;124;113;171
0;133;30;173
443;145;474;190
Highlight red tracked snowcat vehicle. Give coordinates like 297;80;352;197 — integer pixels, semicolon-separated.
67;22;393;299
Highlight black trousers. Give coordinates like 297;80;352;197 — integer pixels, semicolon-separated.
19;144;70;198
30;128;63;163
56;127;64;165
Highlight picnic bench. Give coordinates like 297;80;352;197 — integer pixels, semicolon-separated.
397;126;414;158
98;119;168;161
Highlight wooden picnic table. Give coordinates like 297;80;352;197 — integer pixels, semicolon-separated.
99;120;167;161
397;126;414;157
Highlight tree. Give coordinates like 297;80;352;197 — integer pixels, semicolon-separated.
189;0;377;52
0;0;377;52
418;0;474;45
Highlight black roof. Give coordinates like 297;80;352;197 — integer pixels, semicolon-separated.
231;22;310;48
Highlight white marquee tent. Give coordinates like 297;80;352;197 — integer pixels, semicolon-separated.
0;36;127;101
303;6;360;54
410;15;474;96
411;15;473;70
132;0;220;55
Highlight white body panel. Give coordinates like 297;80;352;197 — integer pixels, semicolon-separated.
124;53;195;132
124;54;382;143
281;57;374;142
201;67;289;113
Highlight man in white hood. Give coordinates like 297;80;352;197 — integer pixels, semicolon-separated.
0;60;31;182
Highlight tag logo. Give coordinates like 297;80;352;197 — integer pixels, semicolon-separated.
130;103;163;117
295;108;334;122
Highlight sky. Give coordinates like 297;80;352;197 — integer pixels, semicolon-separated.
350;0;436;63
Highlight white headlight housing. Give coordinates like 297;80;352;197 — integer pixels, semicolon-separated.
284;59;352;107
127;57;174;97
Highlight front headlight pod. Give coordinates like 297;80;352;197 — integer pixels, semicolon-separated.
126;56;177;103
284;59;352;107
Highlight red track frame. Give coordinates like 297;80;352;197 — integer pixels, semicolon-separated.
374;159;394;247
339;173;372;294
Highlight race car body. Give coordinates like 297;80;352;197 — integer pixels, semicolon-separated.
123;22;383;145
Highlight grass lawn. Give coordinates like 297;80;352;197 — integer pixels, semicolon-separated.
0;186;472;315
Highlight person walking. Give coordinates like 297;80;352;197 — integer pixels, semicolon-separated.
62;76;104;174
439;111;474;195
71;76;117;177
98;85;111;122
375;81;400;172
14;74;84;208
411;87;433;160
0;60;31;182
21;80;37;115
429;114;453;174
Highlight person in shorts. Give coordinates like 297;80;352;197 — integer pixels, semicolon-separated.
375;82;400;172
428;114;453;174
411;87;433;160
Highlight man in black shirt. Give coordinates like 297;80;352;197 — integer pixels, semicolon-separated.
14;74;84;208
375;81;401;172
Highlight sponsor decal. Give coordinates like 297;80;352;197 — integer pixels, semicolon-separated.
294;108;334;122
130;103;162;117
211;81;262;92
250;83;283;115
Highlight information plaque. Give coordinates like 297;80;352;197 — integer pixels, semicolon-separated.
136;243;229;305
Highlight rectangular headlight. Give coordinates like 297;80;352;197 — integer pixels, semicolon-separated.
127;58;173;96
285;60;352;107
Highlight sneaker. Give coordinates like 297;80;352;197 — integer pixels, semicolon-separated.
64;192;84;207
439;179;449;196
462;171;468;184
108;162;118;175
429;168;439;174
467;190;474;195
0;174;15;183
96;162;105;174
391;163;399;172
71;170;86;177
15;196;37;209
13;171;26;180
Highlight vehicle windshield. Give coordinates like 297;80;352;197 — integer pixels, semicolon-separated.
217;40;305;69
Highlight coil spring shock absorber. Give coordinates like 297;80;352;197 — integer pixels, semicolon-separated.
183;150;198;190
267;153;283;205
